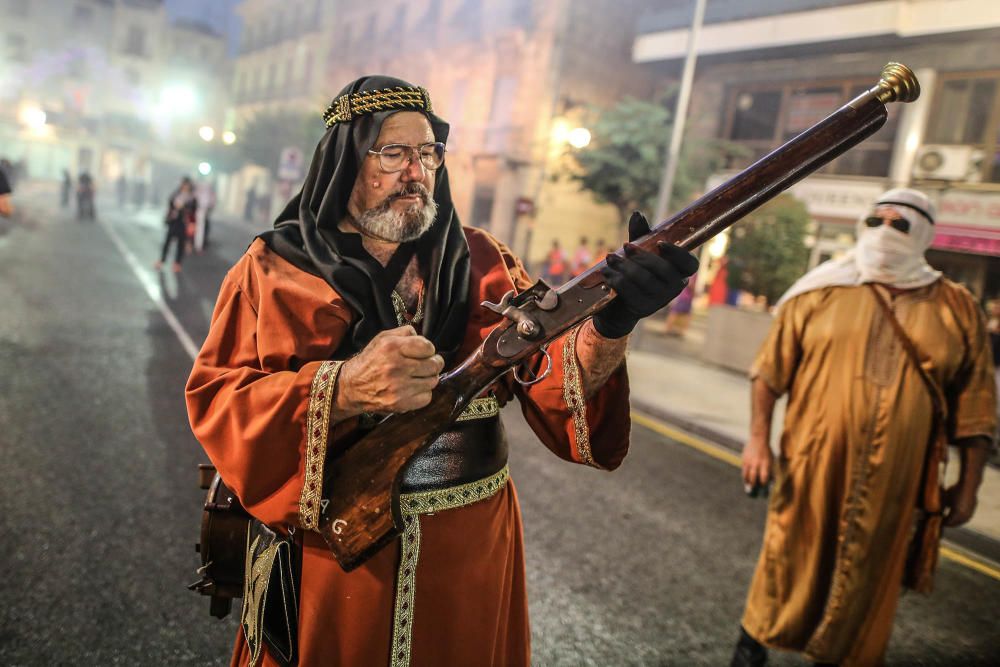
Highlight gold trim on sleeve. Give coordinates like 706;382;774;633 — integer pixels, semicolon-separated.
299;360;345;531
389;465;510;667
562;326;600;468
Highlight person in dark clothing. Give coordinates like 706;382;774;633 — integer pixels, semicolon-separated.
0;163;13;218
155;177;197;273
61;169;72;208
77;172;96;220
244;185;257;222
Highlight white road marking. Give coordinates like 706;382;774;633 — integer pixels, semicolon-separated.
98;216;200;361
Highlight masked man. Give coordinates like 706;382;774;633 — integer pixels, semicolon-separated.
186;76;696;667
732;188;996;666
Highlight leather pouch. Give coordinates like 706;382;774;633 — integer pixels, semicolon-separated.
241;519;300;667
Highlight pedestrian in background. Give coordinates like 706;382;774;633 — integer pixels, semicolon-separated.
0;160;13;218
60;169;72;209
77;172;96;221
194;179;217;251
243;184;257;222
156;176;197;273
543;238;567;284
571;236;592;277
116;173;128;207
663;276;695;336
731;188;996;667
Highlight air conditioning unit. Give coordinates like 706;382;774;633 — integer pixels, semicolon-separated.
913;144;983;182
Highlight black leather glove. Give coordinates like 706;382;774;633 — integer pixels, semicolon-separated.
592;211;699;339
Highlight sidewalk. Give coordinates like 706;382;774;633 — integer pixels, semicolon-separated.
625;327;1000;561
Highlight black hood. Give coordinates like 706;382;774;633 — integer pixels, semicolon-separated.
257;75;471;361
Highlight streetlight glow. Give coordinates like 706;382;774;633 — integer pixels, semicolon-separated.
222;130;237;145
198;162;212;176
199;126;215;142
19;104;47;130
568;127;592;149
160;84;197;115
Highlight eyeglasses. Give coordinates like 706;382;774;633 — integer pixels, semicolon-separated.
864;215;910;234
367;142;446;173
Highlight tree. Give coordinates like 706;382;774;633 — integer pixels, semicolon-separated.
236;109;324;177
725;194;812;306
566;94;744;229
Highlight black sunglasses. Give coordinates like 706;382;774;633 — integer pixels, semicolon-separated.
864;215;910;234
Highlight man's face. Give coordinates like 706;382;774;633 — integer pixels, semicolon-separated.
347;112;439;242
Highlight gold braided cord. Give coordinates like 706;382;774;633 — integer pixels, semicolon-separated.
323;86;434;128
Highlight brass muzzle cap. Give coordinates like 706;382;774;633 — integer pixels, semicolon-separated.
876;62;920;103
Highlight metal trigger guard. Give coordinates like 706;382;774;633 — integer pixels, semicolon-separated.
512;345;552;387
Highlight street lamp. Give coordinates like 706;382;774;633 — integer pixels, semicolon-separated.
222;130;237;145
567;127;592;149
199;126;215;142
19;104;47;130
159;84;197;115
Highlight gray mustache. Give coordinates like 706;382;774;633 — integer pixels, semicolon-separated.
388;184;431;203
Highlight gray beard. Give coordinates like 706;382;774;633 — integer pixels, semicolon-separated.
354;193;438;243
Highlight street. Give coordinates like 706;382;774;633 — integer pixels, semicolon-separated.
0;198;997;666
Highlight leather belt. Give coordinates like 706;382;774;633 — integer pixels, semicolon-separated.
398;396;508;493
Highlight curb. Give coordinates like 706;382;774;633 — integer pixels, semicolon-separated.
631;397;1000;570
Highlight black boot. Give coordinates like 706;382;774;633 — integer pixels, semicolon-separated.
729;626;767;667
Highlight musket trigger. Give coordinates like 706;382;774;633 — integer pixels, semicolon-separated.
512;345;552;387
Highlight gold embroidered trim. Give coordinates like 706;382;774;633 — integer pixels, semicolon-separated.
562;326;598;467
389;465;510;667
241;527;276;667
391;289;424;326
299;360;344;530
455;396;500;422
323;86;433;128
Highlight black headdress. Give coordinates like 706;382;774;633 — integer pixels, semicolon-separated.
258;75;470;361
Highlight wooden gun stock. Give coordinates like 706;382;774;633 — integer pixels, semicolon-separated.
319;63;920;571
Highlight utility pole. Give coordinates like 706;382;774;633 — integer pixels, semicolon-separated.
653;0;707;223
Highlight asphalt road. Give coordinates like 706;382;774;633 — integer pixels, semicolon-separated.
0;196;997;666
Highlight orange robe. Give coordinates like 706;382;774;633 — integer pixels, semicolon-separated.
743;281;996;665
186;228;631;667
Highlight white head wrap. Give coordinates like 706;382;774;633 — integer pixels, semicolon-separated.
776;188;941;306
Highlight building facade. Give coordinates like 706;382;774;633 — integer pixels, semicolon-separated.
635;0;1000;299
0;0;229;197
228;0;660;267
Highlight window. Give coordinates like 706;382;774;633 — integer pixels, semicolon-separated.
6;33;26;62
123;25;147;57
730;90;781;141
927;77;997;145
926;72;1000;184
723;78;899;177
8;0;28;17
486;75;518;153
72;4;93;24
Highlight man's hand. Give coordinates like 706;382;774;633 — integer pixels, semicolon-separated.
741;434;773;494
943;480;979;527
943;437;990;527
592;211;699;339
335;325;445;417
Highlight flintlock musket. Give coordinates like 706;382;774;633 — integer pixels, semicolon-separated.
319;63;921;571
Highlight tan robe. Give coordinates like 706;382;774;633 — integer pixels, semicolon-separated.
742;280;996;666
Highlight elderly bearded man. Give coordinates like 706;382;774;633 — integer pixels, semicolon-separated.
731;188;996;667
186;76;697;667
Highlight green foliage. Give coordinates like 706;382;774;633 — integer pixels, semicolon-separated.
566;94;745;226
725;194;812;306
236;110;324;177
